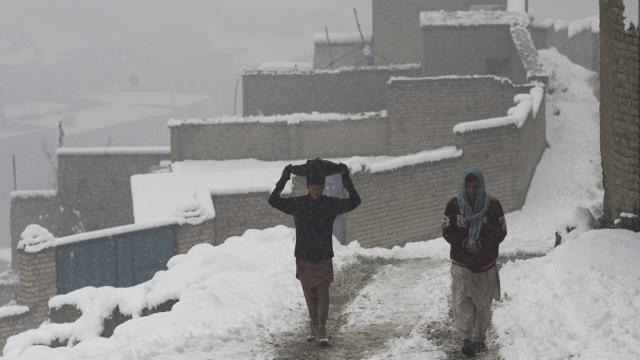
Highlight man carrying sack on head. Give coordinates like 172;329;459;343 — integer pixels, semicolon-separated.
268;159;361;348
442;167;507;358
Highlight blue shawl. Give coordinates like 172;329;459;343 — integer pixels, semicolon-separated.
457;167;491;243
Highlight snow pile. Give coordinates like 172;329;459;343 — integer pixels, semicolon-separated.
167;110;388;127
420;10;529;27
0;305;29;320
17;225;55;252
568;16;600;37
4;227;449;359
500;48;602;254
494;229;640;359
453;86;544;133
258;62;312;72
554;206;597;243
313;32;371;44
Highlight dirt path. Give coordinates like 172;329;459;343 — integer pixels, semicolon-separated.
270;254;541;360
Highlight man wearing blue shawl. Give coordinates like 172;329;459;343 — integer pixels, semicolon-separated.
442;168;507;357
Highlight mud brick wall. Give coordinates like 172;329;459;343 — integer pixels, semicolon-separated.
600;0;640;225
387;76;530;155
242;67;420;116
0;312;30;350
170;116;389;161
212;193;294;244
17;249;56;327
176;221;217;254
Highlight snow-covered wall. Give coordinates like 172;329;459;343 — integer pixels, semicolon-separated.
386;75;531;154
170;112;389;161
241;65;420;116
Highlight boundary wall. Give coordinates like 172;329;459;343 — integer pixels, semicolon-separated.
600;0;640;226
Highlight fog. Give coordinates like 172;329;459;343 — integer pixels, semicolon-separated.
0;0;635;250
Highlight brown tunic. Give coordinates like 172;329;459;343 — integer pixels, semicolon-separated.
296;258;334;289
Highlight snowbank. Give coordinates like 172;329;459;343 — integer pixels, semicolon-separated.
4;227;450;359
9;191;57;200
494;229;640;359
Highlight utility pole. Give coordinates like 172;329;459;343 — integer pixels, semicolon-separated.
12;155;17;191
233;77;240;116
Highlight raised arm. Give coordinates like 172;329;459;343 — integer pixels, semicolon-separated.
268;165;298;215
332;164;362;215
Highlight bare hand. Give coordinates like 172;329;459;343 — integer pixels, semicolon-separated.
464;241;480;254
441;215;450;229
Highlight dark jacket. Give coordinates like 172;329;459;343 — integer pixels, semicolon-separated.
442;196;507;273
269;179;361;261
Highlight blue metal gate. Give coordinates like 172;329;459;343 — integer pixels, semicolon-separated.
56;225;177;294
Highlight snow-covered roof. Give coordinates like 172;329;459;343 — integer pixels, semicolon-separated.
420;10;529;27
167;111;388;127
57;147;170;155
131;148;462;226
313;32;372;45
0;305;30;320
453;86;544;133
10;190;58;200
258;62;313;72
510;26;548;80
242;63;420;76
388;74;516;86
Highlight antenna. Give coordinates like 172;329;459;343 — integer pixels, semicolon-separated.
324;26;335;69
353;8;374;65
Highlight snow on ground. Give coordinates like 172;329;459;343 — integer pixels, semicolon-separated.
500;48;602;254
494;229;640;360
345;262;450;360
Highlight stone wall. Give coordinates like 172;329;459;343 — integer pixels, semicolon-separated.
241;66;420;116
371;0;509;65
170;116;389;161
176;221;217;254
387;76;530;155
600;0;640;225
